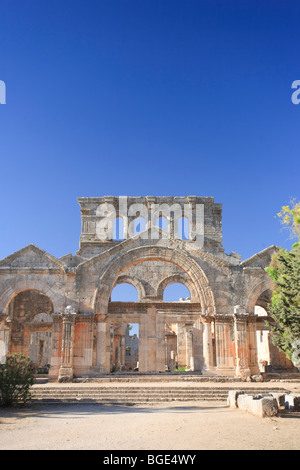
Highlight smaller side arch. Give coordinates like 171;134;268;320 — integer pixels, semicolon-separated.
156;274;197;301
0;278;66;316
245;278;273;314
112;275;147;302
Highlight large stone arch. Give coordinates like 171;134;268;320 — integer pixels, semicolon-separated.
0;277;66;315
93;245;215;315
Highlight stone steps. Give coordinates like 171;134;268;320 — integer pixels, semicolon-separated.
30;385;289;405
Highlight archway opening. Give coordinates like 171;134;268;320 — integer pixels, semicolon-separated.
163;283;191;302
125;323;139;371
7;289;54;373
254;289;293;372
110;283;139;302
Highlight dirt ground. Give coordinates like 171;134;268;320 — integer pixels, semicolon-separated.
0;398;299;451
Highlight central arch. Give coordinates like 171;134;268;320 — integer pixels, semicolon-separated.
93;245;215;315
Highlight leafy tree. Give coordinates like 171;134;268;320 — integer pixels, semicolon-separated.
265;200;300;366
0;353;36;407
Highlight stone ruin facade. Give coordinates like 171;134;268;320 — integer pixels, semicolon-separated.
0;196;294;381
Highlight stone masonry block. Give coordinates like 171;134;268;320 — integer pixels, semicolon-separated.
285;394;300;411
270;392;286;408
237;394;278;417
251;397;278;417
227;390;244;408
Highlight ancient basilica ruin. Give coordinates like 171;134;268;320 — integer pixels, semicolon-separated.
0;196;294;381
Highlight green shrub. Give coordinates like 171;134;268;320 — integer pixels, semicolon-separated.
0;353;36;407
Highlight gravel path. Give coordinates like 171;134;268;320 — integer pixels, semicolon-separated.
0;399;299;450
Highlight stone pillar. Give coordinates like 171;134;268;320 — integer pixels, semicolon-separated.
115;344;121;370
247;317;260;374
48;315;61;379
185;324;194;371
58;306;77;382
215;316;235;375
139;308;165;372
109;325;114;371
116;324;127;370
156;312;166;372
120;334;126;369
138;314;147;372
177;324;187;368
94;321;110;374
202;318;213;372
234;313;251;377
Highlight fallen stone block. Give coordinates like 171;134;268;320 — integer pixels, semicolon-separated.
237;394;253;412
237;394;278;417
285;394;300;411
227;390;244;408
270;392;286;408
251;397;278;417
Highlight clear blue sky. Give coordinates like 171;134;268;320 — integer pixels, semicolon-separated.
0;0;299;261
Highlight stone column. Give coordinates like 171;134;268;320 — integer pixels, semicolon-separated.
234;313;251;377
94;321;110;374
185;323;194;371
215;316;235;375
48;315;61;379
138;314;147;372
202;318;213;372
109;325;114;371
117;324;127;370
120;334;125;369
247;317;260;374
177;324;187;368
139;308;165;372
58;306;77;382
156;312;165;372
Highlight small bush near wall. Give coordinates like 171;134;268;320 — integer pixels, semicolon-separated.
0;353;36;407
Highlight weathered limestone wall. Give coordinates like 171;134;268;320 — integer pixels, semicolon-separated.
0;196;292;379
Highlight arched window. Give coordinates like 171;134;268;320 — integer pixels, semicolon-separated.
163;283;191;302
110;283;139;302
177;217;189;240
113;216;125;240
134;216;146;235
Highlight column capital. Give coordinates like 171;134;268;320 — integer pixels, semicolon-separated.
61;305;77;318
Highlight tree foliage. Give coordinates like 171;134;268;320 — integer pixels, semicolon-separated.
0;353;36;407
265;200;300;365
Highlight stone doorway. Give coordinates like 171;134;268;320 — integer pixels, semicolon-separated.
125;324;139;371
110;323;139;372
29;329;53;373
